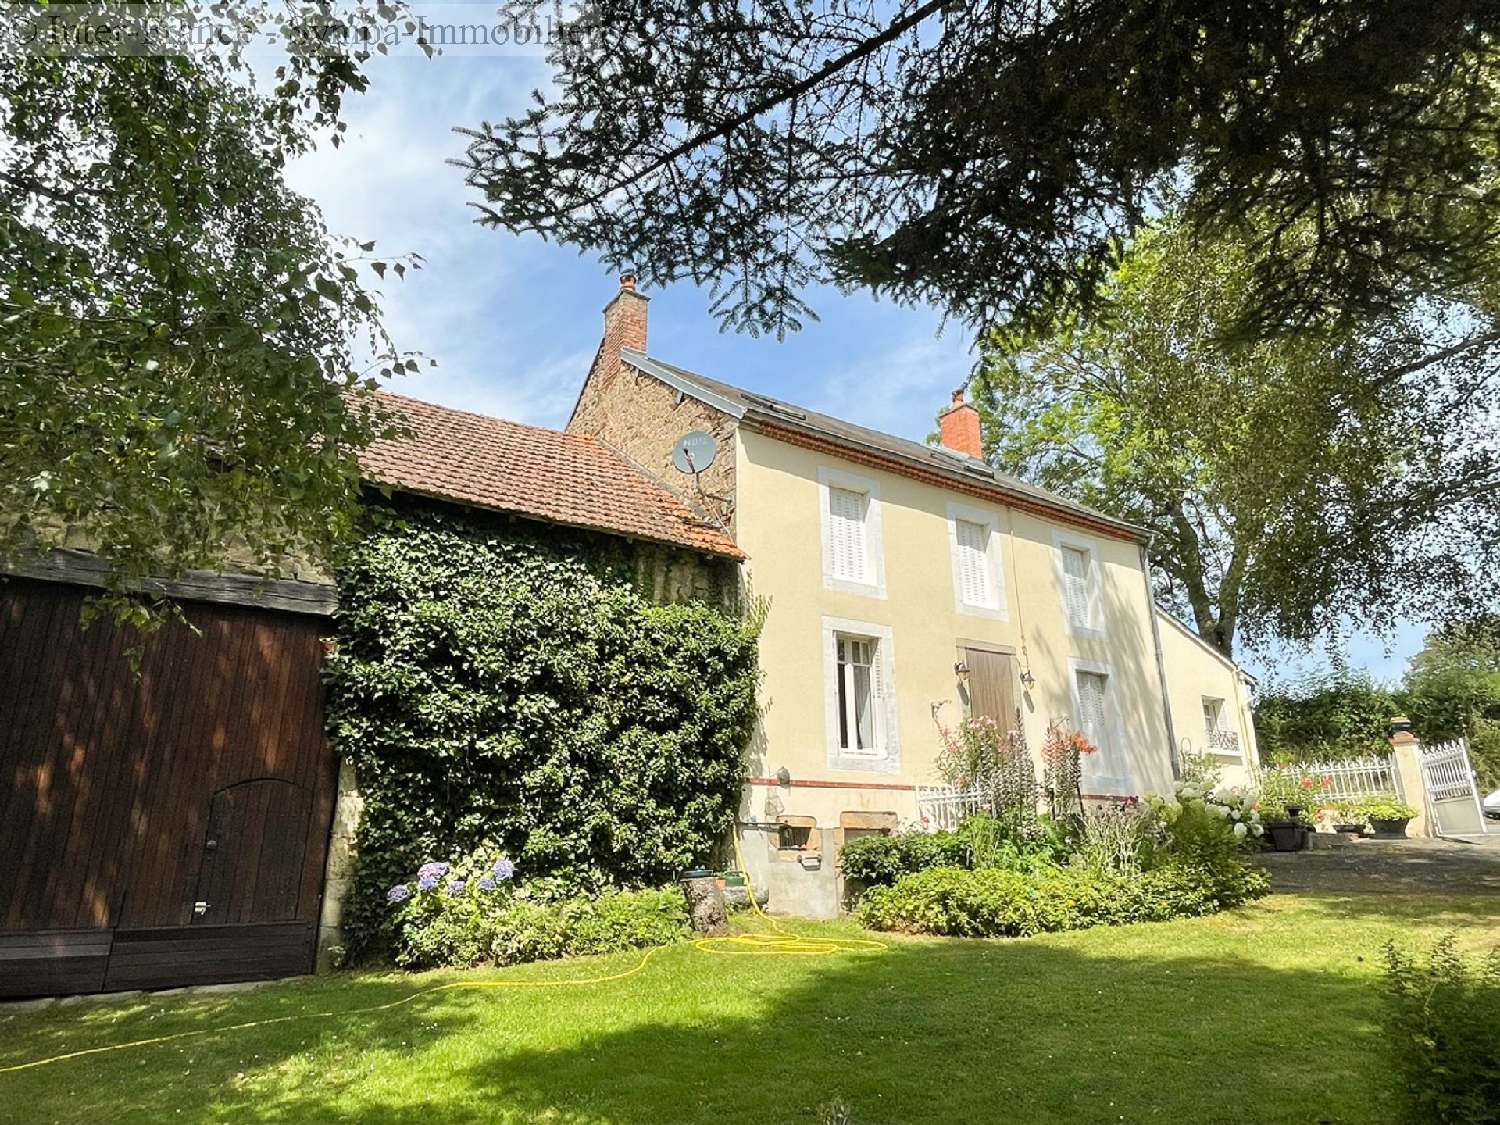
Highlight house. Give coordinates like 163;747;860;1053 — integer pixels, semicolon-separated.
567;275;1260;916
0;395;741;997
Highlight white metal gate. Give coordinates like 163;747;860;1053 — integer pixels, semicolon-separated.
1420;739;1489;836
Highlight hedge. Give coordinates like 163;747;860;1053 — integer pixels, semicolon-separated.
855;860;1268;937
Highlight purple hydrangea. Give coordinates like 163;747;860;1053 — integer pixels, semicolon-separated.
386;883;411;904
417;874;439;892
492;857;515;881
445;878;467;897
416;861;449;881
478;876;496;892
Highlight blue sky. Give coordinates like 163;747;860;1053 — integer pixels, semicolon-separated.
284;50;1427;686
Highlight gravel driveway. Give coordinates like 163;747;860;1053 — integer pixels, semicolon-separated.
1253;835;1500;896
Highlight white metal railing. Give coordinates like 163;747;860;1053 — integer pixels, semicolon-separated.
1421;739;1478;802
1206;728;1240;754
1253;755;1398;802
915;785;986;831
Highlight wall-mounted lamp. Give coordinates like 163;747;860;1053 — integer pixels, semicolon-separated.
775;766;792;786
1019;668;1036;690
954;660;970;681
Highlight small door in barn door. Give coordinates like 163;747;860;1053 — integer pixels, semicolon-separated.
193;779;313;926
963;648;1019;735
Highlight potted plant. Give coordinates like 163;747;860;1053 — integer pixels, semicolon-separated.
1356;797;1419;839
1329;800;1365;837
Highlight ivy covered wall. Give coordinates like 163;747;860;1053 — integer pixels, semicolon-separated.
323;501;759;959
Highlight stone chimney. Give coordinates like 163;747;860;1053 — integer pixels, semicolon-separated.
938;388;982;458
598;271;649;387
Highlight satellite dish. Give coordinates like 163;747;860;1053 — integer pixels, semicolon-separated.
671;431;718;474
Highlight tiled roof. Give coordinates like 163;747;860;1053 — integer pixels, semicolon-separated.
360;392;744;559
621;348;1145;541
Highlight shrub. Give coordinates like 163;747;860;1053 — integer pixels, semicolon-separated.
854;859;1268;937
387;845;690;969
1142;781;1262;863
1381;936;1500;1125
324;504;760;959
837;830;968;887
1358;797;1420;822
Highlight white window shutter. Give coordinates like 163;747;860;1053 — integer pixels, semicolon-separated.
1061;546;1090;627
1078;671;1107;747
828;487;867;582
955;519;991;606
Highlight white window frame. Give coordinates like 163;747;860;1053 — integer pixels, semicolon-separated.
1068;657;1133;795
818;466;886;599
1202;696;1226;735
822;616;901;774
1052;529;1104;638
1201;696;1243;759
946;501;1008;620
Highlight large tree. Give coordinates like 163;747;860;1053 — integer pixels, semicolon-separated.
460;0;1500;339
972;219;1500;659
0;4;422;622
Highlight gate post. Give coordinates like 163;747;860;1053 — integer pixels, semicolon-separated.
1388;717;1432;838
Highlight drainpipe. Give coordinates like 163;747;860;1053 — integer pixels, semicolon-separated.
1140;537;1181;781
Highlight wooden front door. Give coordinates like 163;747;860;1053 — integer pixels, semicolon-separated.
0;578;335;996
963;647;1019;735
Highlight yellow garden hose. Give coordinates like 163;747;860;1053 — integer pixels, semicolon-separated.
1;834;884;1075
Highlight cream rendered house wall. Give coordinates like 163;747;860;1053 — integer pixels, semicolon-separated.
1155;612;1259;790
733;428;1178;914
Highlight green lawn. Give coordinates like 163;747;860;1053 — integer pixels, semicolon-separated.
2;892;1496;1125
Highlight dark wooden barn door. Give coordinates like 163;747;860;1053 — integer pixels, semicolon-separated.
0;578;336;997
194;779;313;926
963;647;1019;735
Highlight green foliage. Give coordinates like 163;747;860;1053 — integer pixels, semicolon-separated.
324;505;759;960
1254;671;1401;762
0;8;426;615
460;1;1500;345
1143;782;1264;860
838;814;1067;889
1357;798;1419;823
389;847;689;970
855;860;1268;938
836;831;967;888
1381;936;1500;1125
1405;619;1500;791
977;218;1499;657
1255;767;1337;823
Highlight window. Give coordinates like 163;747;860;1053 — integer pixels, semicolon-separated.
1053;531;1102;636
822;617;900;772
1061;546;1091;626
953;520;991;604
1070;659;1132;793
1202;696;1240;755
1202;697;1225;735
946;503;1008;619
819;468;885;597
836;635;882;755
1075;669;1109;750
828;486;869;583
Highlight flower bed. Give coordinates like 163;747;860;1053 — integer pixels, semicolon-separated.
385;845;690;969
847;780;1269;938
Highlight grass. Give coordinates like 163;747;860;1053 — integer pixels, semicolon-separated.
1;892;1496;1124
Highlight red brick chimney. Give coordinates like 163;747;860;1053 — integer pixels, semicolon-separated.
938;388;982;458
598;271;649;387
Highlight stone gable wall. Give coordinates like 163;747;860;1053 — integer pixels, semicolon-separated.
569;360;739;535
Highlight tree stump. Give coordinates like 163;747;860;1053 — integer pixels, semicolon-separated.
680;874;728;936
